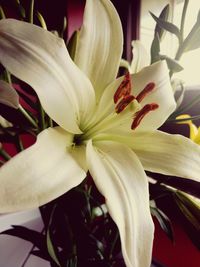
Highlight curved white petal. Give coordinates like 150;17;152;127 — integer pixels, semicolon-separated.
0;127;86;212
0;80;19;108
130;40;150;73
0;19;95;133
87;140;154;267
129;130;200;182
74;0;123;101
131;61;176;131
93;61;176;133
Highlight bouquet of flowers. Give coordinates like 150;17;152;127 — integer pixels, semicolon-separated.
0;0;199;266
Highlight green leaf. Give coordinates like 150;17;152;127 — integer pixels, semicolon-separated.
150;12;181;42
176;192;200;223
149;173;200;199
151;33;160;64
179;9;200;54
46;205;61;267
174;191;200;249
151;201;174;242
160;55;184;73
154;4;170;41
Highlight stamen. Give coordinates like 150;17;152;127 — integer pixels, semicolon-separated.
131;103;159;130
115;95;135;114
136;82;155;103
114;72;132;104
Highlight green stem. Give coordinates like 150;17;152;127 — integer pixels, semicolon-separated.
48;117;53;128
29;0;34;23
16;135;24;152
5;69;12;84
0;5;6;19
0;149;11;161
180;0;189;41
19;104;38;128
39;103;46;130
108;231;119;261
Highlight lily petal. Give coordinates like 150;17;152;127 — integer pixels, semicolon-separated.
0;127;86;212
0;80;19;108
94;61;176;132
87;140;154;267
0;19;95;133
129;130;200;182
74;0;123;101
130;40;150;73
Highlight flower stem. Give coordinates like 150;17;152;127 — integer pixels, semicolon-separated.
0;149;11;161
39;103;46;130
5;69;12;84
180;0;189;41
29;0;35;24
19;104;38;128
0;6;6;19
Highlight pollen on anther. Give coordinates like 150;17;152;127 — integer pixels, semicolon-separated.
114;72;132;104
131;103;159;130
136;82;155;103
115;95;135;114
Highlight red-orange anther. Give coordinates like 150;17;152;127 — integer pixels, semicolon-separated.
114;72;132;104
131;103;159;130
136;82;155;103
115;95;135;114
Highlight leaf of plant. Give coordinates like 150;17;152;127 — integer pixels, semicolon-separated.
154;4;170;41
151;33;160;64
151;201;174;242
150;12;181;42
174;191;200;249
0;225;46;250
46;205;61;267
176;192;200;224
180;9;200;53
160;55;184;73
148;172;200;199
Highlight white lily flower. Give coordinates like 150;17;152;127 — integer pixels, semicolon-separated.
0;1;200;267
